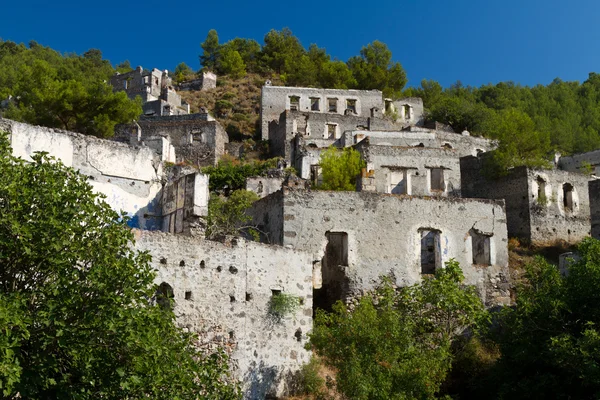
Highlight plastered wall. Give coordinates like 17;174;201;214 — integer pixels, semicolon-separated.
2;118;163;230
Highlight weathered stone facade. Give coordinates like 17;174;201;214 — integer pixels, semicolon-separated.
109;66;190;116
355;140;462;197
261;86;389;140
133;231;313;398
461;155;593;243
249;188;511;307
114;113;228;167
177;71;217;91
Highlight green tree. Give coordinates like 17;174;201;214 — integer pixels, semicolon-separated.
0;41;141;138
318;147;365;191
489;238;600;399
115;60;133;73
310;260;488;400
481;108;552;176
173;62;193;82
200;29;220;70
206;189;259;240
0;135;240;399
260;28;305;75
347;40;407;98
221;38;261;72
218;48;246;79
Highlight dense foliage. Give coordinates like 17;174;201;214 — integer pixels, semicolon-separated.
318;147;365;191
482;239;600;399
206;189;259;241
310;260;488;400
0;136;240;399
0;40;141;138
202;156;279;192
405;76;600;158
199;29;407;97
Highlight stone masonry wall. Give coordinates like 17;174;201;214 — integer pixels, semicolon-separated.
115;115;228;167
2;118;163;230
261;86;384;140
461;155;592;243
357;142;462;197
250;189;510;307
133;230;313;398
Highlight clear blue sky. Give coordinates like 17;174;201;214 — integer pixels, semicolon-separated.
3;0;600;88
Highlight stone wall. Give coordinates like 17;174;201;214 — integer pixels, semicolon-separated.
246;176;285;199
356;142;462;196
261;86;384;140
115;114;228;167
461;155;593;243
162;167;209;235
132;230;313;398
2;118;163;230
249;189;510;307
345;127;495;158
559;149;600;175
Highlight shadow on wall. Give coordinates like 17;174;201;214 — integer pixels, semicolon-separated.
244;361;279;400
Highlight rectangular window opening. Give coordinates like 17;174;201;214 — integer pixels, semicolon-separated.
289;96;300;111
325;232;348;267
471;230;491;265
388;169;408;195
327;123;337;139
420;229;441;274
328;98;338;113
346;99;357;114
310;97;320;111
430;168;444;192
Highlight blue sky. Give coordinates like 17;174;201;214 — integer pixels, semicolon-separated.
3;0;599;88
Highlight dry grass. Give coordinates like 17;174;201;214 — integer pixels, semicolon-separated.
283;356;342;400
179;72;284;142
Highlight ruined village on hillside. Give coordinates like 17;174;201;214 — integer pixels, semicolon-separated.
4;65;600;398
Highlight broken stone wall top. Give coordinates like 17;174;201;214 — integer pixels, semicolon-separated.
177;71;217;91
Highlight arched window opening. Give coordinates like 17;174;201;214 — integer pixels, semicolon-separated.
156;282;174;309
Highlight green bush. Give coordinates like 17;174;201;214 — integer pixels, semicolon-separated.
268;292;300;321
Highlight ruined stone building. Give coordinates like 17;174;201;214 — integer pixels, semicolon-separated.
110;66;190;116
114;112;229;167
2;118;311;398
176;71;218;91
461;154;594;244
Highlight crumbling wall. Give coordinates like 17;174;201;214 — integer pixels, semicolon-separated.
461;154;592;243
559;149;600;174
115;114;228;167
162;167;209;236
2;118;163;230
347;127;495;158
246;176;285;199
526;168;591;243
250;189;510;306
247;190;285;244
357;143;462;197
132;230;313;398
261;86;384;140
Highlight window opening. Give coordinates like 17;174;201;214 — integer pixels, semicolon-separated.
388;169;408;195
385;99;393;114
420;229;441;274
289;96;300;111
471;230;491;265
563;183;574;212
537;176;547;205
430;168;444;192
403;104;411;119
157;282;174;309
327;123;337;139
328;98;337;113
346;99;357;114
310;97;320;111
185;291;193;300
